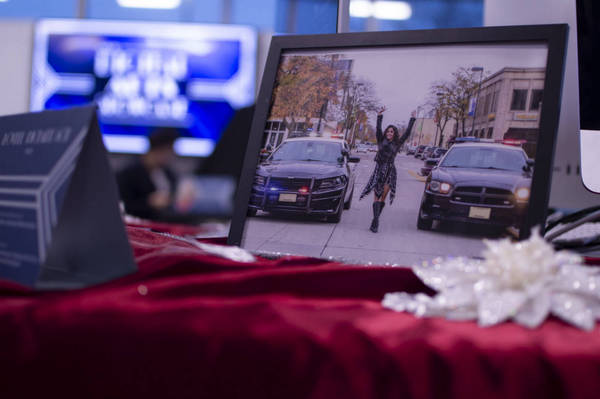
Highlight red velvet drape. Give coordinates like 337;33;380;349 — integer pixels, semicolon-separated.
1;226;600;398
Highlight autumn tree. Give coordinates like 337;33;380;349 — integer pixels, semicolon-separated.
269;55;341;133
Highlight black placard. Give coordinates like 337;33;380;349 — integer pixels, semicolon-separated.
0;105;136;288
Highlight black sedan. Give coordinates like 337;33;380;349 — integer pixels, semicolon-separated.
417;143;533;231
421;146;437;159
419;148;447;176
249;138;359;222
414;145;427;158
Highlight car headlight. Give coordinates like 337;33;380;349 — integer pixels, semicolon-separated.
318;176;345;190
515;187;530;201
428;180;452;194
440;182;452;194
254;175;266;186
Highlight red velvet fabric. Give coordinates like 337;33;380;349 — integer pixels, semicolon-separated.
2;226;600;398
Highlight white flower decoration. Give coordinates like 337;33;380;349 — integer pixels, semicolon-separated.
382;229;600;330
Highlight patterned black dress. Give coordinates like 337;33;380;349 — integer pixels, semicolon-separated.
360;114;413;204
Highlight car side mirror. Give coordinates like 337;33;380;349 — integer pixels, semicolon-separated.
431;159;439;166
348;156;360;163
259;153;269;163
523;158;534;172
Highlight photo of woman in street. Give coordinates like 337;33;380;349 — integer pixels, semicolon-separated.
360;107;414;232
241;42;550;266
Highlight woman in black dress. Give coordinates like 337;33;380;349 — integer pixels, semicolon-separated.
360;107;413;232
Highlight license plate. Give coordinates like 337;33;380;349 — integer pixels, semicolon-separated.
469;206;491;219
278;193;297;202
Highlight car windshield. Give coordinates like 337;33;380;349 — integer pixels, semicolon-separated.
440;146;526;171
270;141;342;163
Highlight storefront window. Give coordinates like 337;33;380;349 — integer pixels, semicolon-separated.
0;0;78;18
348;0;483;32
86;0;218;22
85;0;338;34
0;1;483;34
232;0;337;34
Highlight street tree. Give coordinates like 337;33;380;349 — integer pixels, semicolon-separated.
432;66;490;138
336;78;380;145
269;55;341;133
426;89;452;147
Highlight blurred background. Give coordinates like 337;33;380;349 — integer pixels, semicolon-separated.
0;0;595;225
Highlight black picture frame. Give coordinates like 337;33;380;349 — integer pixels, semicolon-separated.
229;24;568;259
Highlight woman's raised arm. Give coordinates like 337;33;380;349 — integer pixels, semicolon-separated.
396;116;416;147
375;106;386;143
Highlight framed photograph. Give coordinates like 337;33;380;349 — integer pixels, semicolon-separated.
229;25;568;265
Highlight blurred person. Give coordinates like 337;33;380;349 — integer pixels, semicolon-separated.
360;107;414;233
117;128;179;221
196;105;255;180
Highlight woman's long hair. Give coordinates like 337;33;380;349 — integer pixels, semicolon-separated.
385;124;400;144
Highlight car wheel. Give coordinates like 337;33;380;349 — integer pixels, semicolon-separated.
247;208;257;217
416;208;433;230
344;186;354;209
327;200;344;223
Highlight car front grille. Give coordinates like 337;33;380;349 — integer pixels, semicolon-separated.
267;177;312;192
451;186;514;206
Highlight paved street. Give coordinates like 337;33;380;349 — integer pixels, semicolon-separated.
242;151;505;266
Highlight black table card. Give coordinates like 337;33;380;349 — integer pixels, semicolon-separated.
0;105;136;288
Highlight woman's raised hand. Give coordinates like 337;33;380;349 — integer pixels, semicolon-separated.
377;106;386;115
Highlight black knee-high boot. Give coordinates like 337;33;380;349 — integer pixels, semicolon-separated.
369;202;378;233
370;202;382;233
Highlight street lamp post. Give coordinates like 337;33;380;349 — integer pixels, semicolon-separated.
417;109;426;146
349;83;363;147
435;92;445;147
469;66;484;137
411;106;421;145
433;110;440;147
316;98;328;136
343;92;354;142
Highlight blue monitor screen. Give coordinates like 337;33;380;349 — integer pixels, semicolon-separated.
31;19;257;156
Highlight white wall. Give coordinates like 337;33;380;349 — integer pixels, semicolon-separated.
0;20;33;117
484;0;599;209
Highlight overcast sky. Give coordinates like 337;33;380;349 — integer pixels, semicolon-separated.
286;43;548;128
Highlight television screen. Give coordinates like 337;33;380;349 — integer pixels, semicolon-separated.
31;19;257;157
576;0;600;132
576;0;600;193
